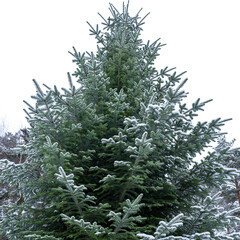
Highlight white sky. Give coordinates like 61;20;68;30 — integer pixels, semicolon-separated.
0;0;240;145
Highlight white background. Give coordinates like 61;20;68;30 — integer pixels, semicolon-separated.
0;0;240;146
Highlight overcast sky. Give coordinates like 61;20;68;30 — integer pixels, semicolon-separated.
0;0;240;145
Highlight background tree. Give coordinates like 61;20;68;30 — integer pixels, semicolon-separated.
0;2;240;239
214;136;240;233
0;128;29;240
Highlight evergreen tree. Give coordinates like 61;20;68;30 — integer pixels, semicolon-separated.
1;2;240;239
214;136;240;233
0;129;28;240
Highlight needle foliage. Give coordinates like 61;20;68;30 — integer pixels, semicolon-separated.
1;1;240;239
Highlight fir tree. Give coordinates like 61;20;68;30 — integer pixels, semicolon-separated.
1;1;240;239
0;129;28;240
214;136;240;233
